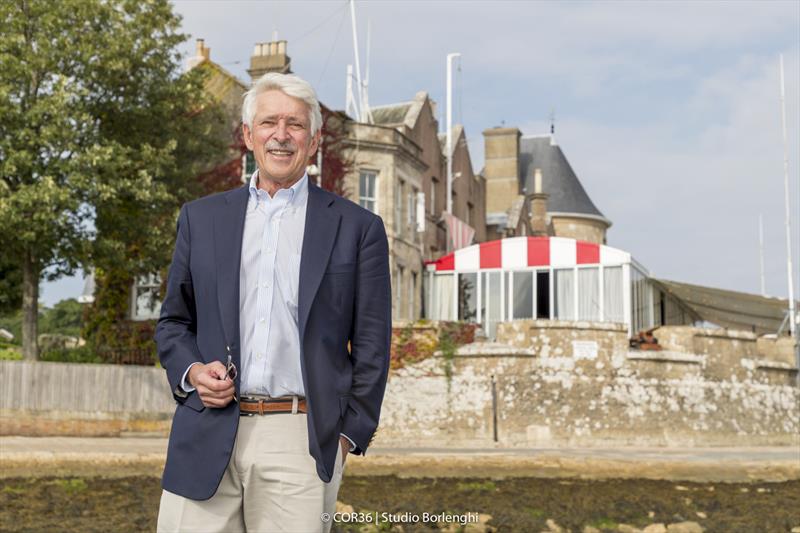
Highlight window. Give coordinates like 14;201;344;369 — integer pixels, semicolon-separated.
243;152;256;180
481;271;501;338
603;266;624;323
394;265;405;319
407;187;417;241
458;273;477;321
394;180;404;239
554;268;575;320
466;201;473;227
359;171;377;213
430;177;437;216
429;273;455;320
578;267;601;321
409;272;417;320
131;274;162;321
512;271;534;319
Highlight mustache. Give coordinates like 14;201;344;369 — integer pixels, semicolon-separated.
264;140;297;151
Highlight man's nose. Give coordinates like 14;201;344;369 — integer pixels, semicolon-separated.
274;120;290;142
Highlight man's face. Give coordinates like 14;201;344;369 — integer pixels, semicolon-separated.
243;90;320;185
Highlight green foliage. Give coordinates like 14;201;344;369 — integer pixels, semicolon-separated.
38;298;83;338
51;478;88;494
0;310;22;343
0;257;21;315
0;346;22;360
40;345;101;364
438;321;477;383
457;480;497;492
0;0;230;358
0;298;85;343
390;321;477;384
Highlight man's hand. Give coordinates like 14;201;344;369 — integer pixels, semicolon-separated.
188;361;235;408
339;435;350;468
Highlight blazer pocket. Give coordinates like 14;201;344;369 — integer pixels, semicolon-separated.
325;262;356;275
182;391;206;413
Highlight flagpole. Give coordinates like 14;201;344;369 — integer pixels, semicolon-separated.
778;54;798;377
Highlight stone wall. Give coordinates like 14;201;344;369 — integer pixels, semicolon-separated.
2;322;797;445
374;322;799;448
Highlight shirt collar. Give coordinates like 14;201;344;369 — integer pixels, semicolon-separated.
248;170;309;207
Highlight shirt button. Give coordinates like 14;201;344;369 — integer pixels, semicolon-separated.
259;317;265;323
257;352;263;359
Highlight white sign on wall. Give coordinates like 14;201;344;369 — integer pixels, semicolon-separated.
572;340;598;360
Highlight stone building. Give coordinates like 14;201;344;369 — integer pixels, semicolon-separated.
482;128;611;245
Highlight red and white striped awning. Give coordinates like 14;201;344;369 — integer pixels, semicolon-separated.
426;236;630;272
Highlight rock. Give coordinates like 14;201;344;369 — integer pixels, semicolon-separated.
674;485;690;491
647;512;656;519
546;519;564;533
643;525;667;533
463;513;494;533
335;501;354;515
790;527;800;533
666;522;704;533
695;512;707;519
617;524;642;533
582;527;601;533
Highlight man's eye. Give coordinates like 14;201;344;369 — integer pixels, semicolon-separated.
262;120;276;126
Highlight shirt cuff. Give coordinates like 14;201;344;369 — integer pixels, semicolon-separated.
180;362;202;392
340;433;356;453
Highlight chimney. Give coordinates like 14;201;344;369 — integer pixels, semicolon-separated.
482;127;521;217
187;38;211;70
248;39;291;80
529;168;549;236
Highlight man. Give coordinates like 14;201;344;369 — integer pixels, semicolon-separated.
155;72;391;532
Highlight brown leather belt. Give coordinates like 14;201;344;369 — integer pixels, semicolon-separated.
239;396;307;416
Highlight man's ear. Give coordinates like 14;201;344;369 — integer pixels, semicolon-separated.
309;130;321;154
242;123;254;151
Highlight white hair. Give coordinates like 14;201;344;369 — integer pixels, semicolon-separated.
241;72;322;136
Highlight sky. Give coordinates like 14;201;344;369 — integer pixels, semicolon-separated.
42;0;800;306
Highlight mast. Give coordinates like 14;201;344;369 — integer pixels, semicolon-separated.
779;54;796;340
446;52;460;215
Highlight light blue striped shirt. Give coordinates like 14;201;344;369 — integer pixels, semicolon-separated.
238;170;307;397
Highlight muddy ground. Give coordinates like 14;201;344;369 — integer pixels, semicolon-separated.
1;475;798;532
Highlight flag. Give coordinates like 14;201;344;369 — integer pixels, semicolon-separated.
442;212;475;250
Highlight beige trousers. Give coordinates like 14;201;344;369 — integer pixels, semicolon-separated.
157;412;345;533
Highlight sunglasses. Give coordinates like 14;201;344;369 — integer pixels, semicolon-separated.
224;350;238;403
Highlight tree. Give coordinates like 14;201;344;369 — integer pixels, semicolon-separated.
317;106;353;198
0;0;228;360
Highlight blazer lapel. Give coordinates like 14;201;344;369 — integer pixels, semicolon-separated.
298;182;341;342
214;186;249;357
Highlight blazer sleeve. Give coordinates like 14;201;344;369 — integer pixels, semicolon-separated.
155;204;203;404
341;214;392;455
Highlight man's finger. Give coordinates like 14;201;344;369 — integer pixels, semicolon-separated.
198;381;235;397
197;372;235;391
204;361;227;379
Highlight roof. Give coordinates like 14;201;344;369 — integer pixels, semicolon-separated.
652;278;797;335
426;236;630;271
193;59;248;102
437;125;465;158
519;135;608;223
371;102;413;126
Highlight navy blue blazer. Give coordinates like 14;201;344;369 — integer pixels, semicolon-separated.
155;181;392;500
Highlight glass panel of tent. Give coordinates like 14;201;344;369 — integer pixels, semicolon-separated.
425;257;658;338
